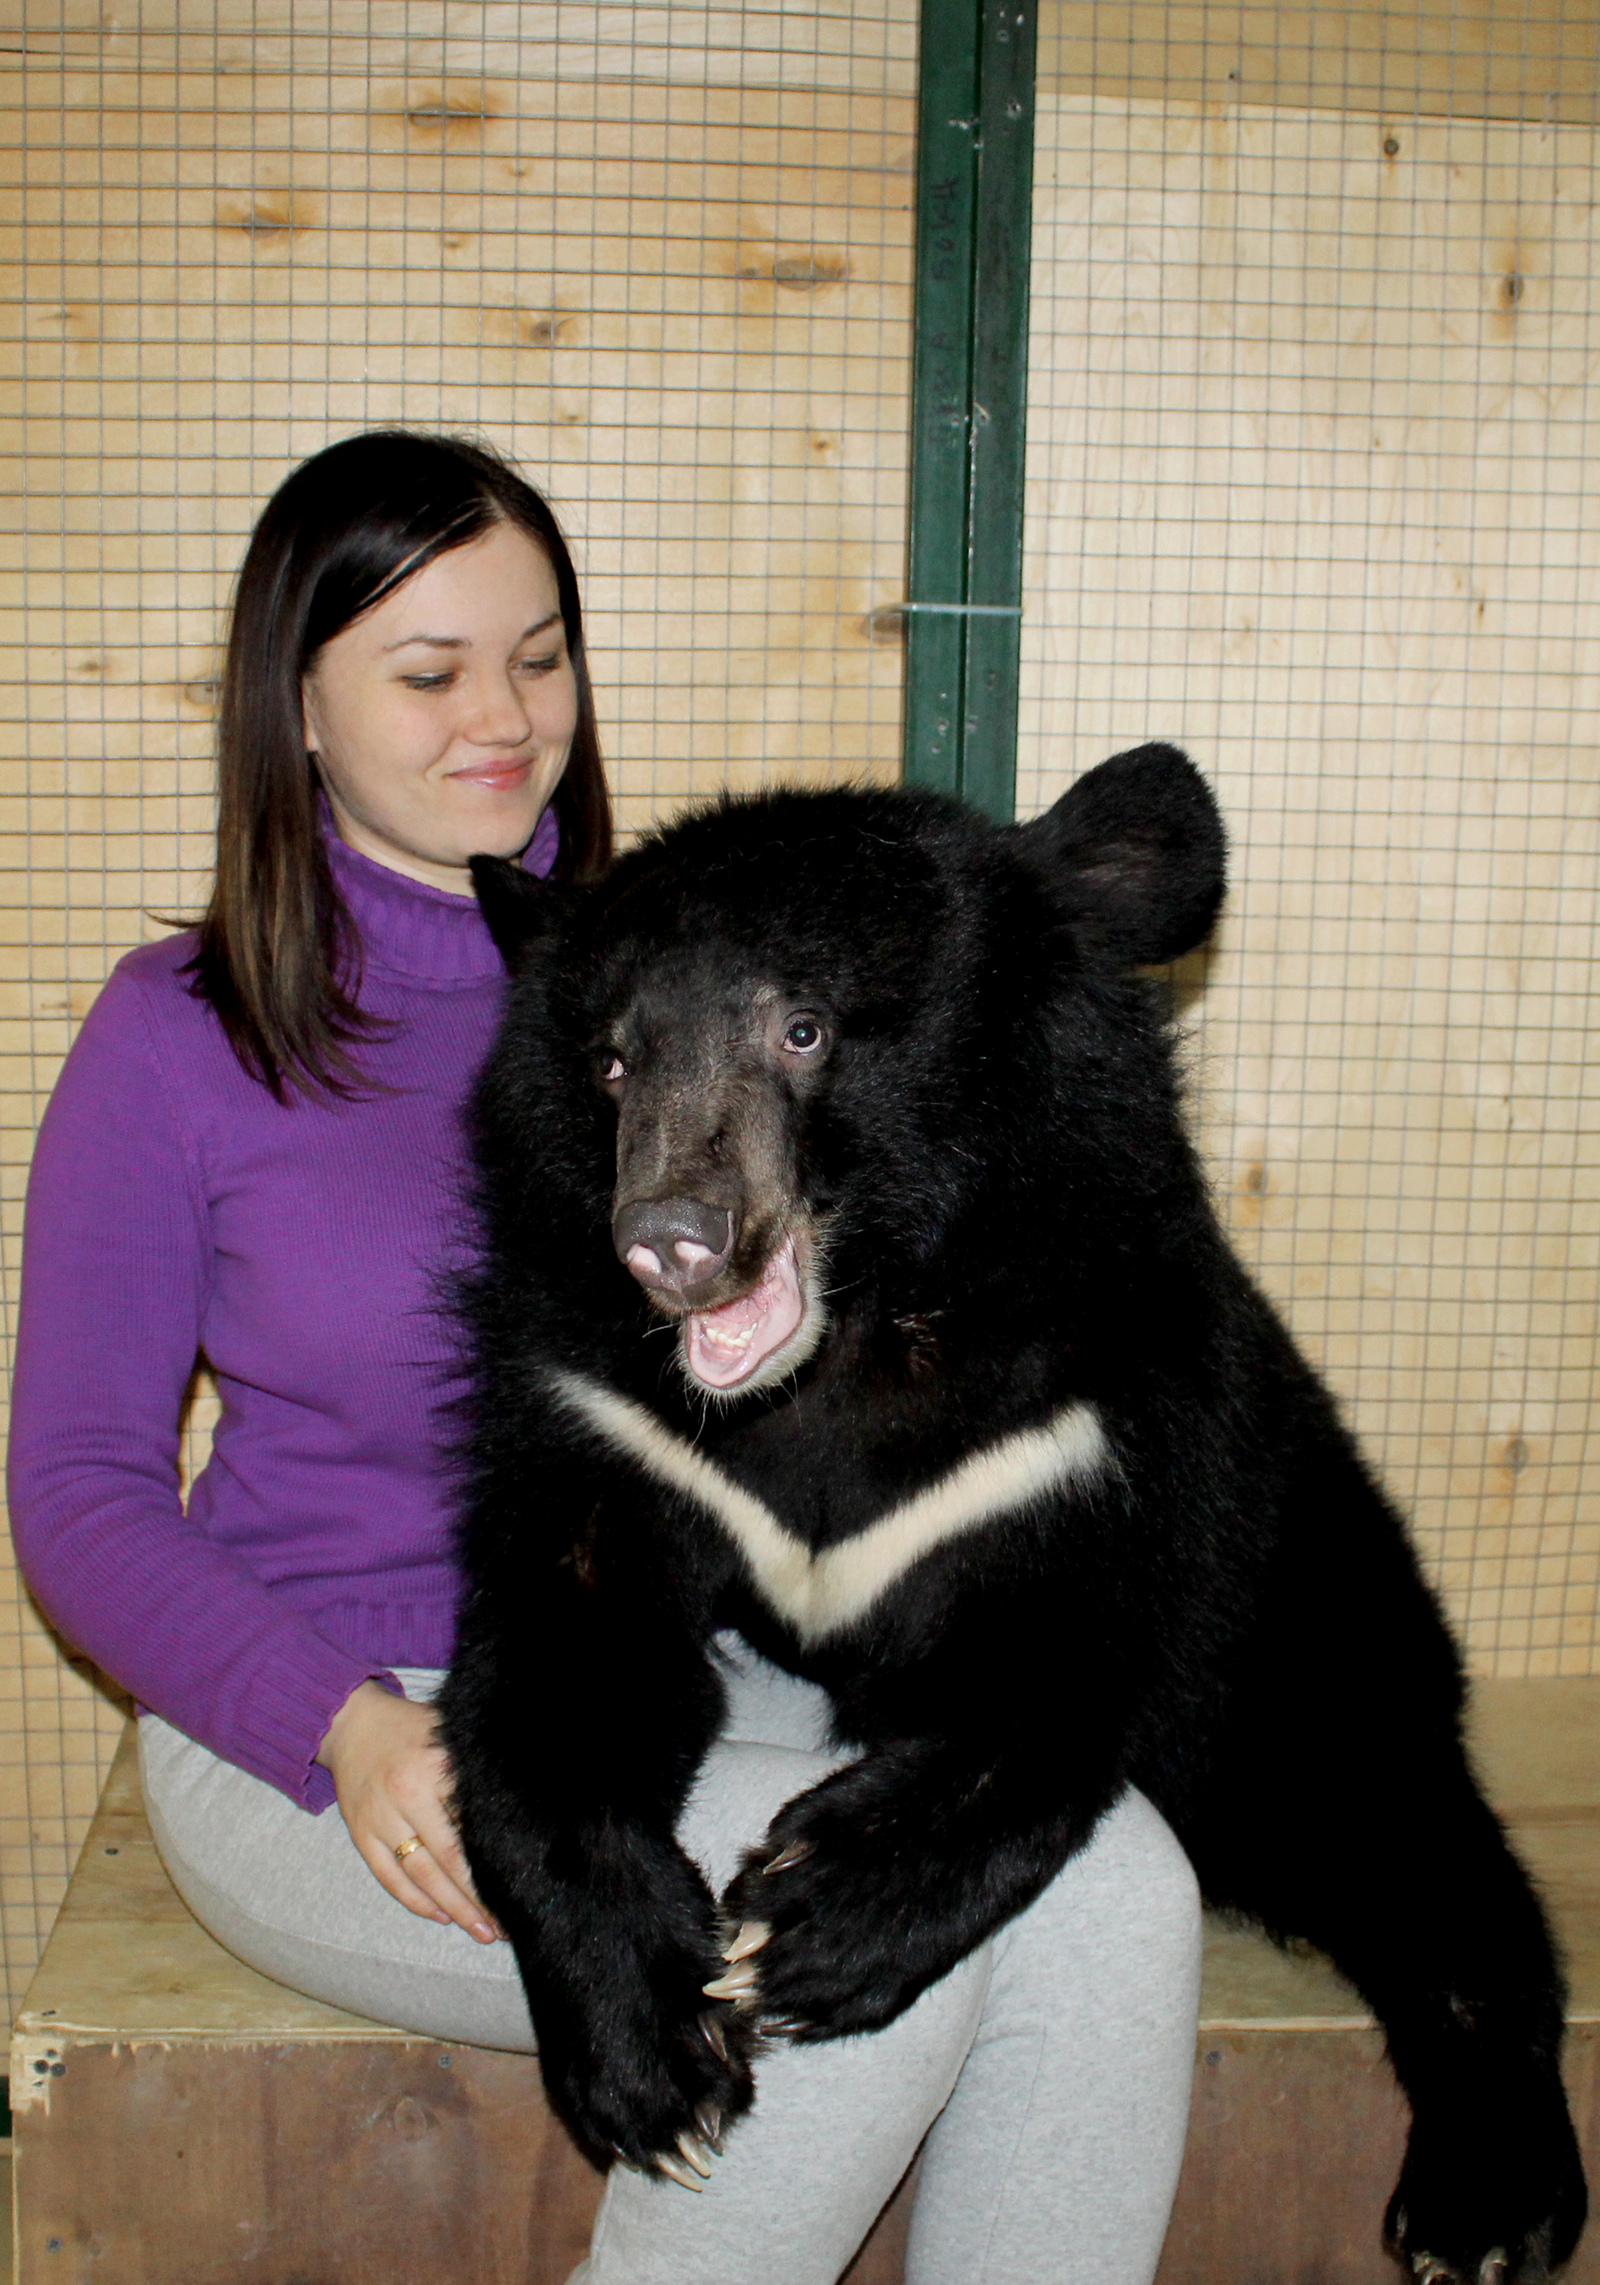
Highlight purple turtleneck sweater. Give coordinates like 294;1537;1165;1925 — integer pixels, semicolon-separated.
8;813;557;1812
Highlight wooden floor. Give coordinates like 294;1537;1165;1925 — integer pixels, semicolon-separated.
9;1679;1600;2283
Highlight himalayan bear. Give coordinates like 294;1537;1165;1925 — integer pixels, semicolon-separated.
437;745;1585;2285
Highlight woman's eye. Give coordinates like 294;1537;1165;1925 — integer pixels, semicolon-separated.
782;1016;824;1055
598;1052;627;1084
517;650;564;678
402;672;455;691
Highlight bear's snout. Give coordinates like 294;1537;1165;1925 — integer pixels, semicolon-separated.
614;1196;737;1297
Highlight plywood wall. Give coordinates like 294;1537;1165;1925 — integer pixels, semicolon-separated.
1019;83;1600;1674
0;1;916;2022
1039;0;1600;125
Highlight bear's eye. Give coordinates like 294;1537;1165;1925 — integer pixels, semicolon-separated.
597;1051;627;1085
781;1015;825;1056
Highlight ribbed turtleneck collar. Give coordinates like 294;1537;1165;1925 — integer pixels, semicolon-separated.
324;801;559;986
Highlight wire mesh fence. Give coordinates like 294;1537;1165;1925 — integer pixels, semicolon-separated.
1019;12;1600;1680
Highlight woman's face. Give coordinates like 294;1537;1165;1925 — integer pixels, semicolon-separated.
302;517;579;892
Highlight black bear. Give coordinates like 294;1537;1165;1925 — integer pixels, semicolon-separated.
438;745;1586;2285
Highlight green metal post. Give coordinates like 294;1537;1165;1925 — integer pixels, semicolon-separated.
903;4;980;796
902;0;1037;821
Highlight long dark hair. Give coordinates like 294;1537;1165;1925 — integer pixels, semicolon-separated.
191;429;612;1097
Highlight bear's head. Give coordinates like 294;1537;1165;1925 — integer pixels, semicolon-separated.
472;743;1225;1402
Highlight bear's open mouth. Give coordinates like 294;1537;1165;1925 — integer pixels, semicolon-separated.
683;1234;808;1391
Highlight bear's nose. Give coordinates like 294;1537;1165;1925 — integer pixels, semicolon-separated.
614;1198;737;1295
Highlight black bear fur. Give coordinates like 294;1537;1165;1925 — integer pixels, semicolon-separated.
438;745;1586;2281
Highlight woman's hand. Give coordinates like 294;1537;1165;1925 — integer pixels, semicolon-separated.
317;1679;501;1943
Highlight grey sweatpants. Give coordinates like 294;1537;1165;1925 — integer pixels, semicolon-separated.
140;1640;1201;2285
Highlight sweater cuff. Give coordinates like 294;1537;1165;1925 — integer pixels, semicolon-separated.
231;1636;406;1813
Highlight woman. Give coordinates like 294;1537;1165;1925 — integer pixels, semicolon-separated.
8;429;1202;2285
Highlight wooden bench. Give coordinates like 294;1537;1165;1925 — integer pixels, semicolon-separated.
12;1681;1600;2284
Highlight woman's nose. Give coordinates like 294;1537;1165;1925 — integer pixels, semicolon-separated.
463;674;534;745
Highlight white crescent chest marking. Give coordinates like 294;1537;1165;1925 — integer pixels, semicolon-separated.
550;1369;1109;1644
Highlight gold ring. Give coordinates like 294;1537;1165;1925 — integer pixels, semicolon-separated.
393;1835;425;1865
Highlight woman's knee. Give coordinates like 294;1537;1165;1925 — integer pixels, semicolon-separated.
997;1787;1201;1978
1102;1787;1202;1943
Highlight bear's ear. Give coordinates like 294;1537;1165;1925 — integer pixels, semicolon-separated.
470;854;564;967
1016;742;1226;966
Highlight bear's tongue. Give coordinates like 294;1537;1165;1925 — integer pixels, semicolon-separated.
684;1236;804;1390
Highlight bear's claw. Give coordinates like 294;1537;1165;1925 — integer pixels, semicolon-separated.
676;2132;715;2178
721;1918;771;1962
763;1838;814;1876
653;2149;708;2192
702;1958;760;2002
1408;2253;1508;2285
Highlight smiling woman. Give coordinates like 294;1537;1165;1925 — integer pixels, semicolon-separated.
303;520;580;894
194;429;611;1098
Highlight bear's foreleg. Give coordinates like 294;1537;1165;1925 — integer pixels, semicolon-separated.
438;1482;755;2178
1183;1728;1585;2284
1340;1787;1581;2285
715;1726;1128;2040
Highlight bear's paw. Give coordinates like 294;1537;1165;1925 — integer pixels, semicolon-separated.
1384;2074;1586;2285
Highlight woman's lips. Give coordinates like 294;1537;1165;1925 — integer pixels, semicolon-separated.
449;759;534;794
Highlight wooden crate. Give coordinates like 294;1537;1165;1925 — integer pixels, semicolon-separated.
11;1680;1600;2284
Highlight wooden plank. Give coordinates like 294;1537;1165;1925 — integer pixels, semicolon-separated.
12;2040;595;2285
1018;92;1600;1681
1039;1;1600;126
16;2032;1600;2285
1156;2026;1409;2285
0;5;921;96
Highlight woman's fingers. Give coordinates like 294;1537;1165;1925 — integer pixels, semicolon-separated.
418;1820;495;1923
320;1684;504;1941
356;1829;496;1939
393;1752;503;1939
354;1831;452;1924
390;1817;501;1943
